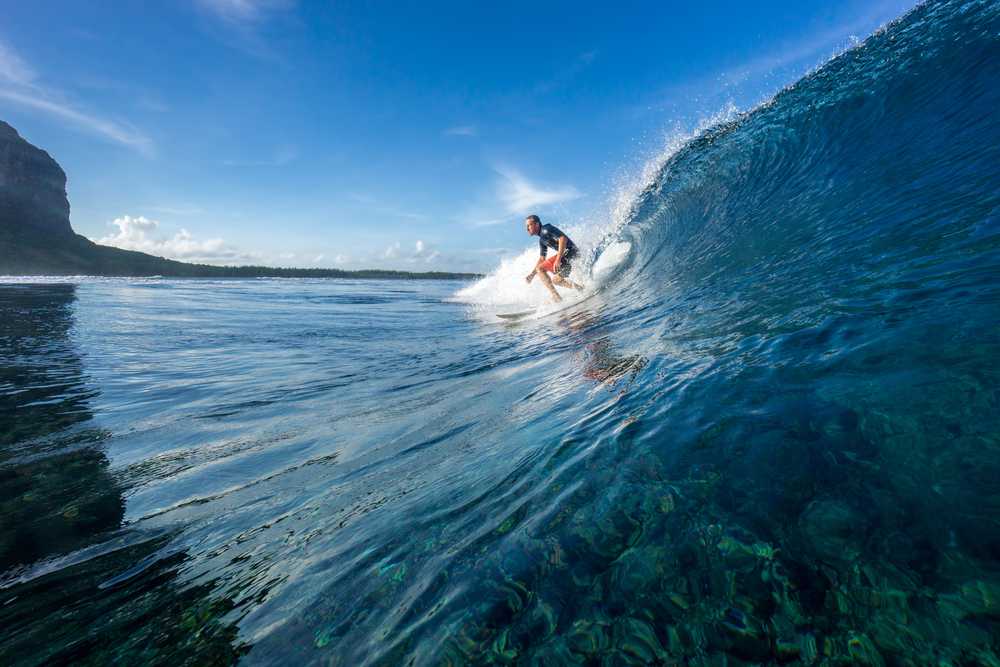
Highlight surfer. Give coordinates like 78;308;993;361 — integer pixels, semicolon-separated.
524;215;584;302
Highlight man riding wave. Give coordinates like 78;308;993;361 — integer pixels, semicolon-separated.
524;214;584;302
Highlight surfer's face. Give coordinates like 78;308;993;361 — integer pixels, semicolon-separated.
525;219;539;235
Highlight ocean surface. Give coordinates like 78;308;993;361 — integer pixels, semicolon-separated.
2;0;1000;664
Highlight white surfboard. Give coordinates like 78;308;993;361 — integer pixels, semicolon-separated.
496;309;537;320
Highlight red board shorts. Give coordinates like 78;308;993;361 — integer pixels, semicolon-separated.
539;255;573;278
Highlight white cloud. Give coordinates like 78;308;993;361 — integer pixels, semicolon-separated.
443;125;477;137
494;166;582;214
196;0;295;24
0;90;152;153
0;41;36;86
94;215;258;264
0;39;152;153
412;239;439;263
378;240;439;264
194;0;297;60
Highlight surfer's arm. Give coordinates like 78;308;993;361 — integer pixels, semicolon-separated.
554;236;567;269
526;256;545;283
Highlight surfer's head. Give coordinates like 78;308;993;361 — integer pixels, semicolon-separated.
525;215;541;236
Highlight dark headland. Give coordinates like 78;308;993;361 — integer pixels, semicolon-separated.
0;121;479;279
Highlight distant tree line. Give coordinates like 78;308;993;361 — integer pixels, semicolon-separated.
0;227;481;280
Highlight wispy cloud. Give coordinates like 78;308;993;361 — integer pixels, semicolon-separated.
0;41;35;86
0;39;152;153
443;125;478;137
71;74;170;114
0;90;152;153
195;0;295;25
194;0;297;59
94;215;258;264
494;166;582;214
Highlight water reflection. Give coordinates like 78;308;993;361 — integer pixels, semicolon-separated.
0;285;243;665
559;310;647;390
0;284;122;571
1;284;96;447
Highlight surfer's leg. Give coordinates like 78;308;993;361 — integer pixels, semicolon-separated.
552;275;584;291
537;270;562;302
554;262;585;291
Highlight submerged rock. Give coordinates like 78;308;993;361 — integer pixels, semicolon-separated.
799;499;865;564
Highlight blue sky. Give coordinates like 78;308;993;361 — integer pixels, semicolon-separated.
0;0;916;272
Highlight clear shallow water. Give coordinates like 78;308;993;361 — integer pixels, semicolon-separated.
3;1;1000;664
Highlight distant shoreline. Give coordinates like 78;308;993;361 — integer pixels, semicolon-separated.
0;268;482;281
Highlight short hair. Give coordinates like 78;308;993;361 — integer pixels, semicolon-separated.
525;215;541;224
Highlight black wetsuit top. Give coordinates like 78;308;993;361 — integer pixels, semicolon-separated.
538;223;579;261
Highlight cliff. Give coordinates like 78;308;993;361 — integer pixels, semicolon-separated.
0;121;477;279
0;121;73;238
